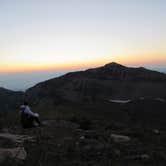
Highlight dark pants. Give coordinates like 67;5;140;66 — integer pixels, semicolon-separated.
21;113;41;128
30;116;41;125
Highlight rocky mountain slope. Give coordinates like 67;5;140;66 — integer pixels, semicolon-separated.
1;62;166;112
26;62;166;107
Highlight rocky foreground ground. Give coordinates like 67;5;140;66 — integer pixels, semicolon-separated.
1;119;166;166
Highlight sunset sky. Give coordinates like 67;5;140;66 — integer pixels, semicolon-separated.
0;0;166;72
0;0;166;90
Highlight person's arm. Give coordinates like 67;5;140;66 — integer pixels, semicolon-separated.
25;106;36;117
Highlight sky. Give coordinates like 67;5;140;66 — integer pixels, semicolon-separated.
0;0;166;90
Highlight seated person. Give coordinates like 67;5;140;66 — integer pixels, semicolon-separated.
20;101;41;128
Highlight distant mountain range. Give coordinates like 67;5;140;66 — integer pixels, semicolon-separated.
0;62;166;112
147;67;166;74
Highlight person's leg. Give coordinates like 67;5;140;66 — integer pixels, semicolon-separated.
33;117;41;125
21;113;32;128
27;116;35;127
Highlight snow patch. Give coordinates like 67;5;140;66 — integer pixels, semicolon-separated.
109;99;131;104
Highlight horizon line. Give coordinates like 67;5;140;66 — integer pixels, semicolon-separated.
0;60;166;73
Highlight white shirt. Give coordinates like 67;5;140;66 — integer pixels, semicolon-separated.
20;105;39;117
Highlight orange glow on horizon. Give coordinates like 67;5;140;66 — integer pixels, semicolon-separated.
0;59;109;73
0;55;166;73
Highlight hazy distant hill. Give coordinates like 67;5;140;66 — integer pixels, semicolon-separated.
26;62;166;106
0;87;24;112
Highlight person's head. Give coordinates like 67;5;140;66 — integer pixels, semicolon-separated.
24;101;29;106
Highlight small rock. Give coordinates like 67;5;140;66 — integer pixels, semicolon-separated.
153;129;160;135
125;154;150;161
155;98;165;102
141;154;150;160
110;134;131;143
57;143;61;147
80;136;85;140
84;130;98;139
75;142;79;145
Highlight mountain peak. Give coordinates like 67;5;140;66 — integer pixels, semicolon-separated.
103;62;125;68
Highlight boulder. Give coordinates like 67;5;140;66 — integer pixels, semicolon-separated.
0;133;35;145
0;132;35;164
0;147;27;163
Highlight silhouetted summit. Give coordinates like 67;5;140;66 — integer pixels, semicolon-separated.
85;62;166;81
26;62;166;104
104;62;125;68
